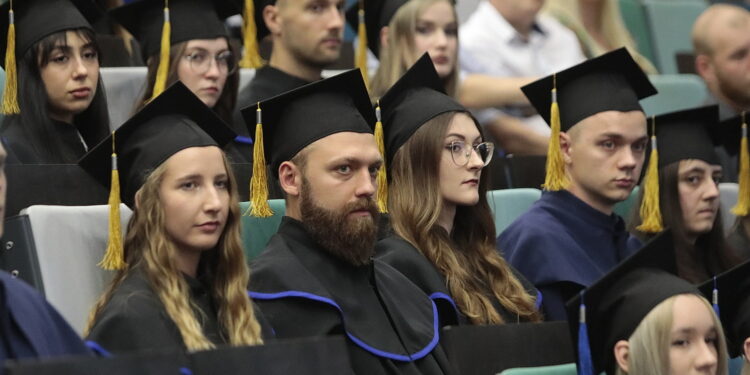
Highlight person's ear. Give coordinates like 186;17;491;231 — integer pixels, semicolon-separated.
743;337;750;361
614;340;630;373
379;26;389;49
694;54;715;83
264;4;282;36
278;161;301;197
560;131;573;165
134;189;143;210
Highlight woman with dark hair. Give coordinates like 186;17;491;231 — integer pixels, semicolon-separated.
110;0;248;162
0;0;110;164
629;105;742;283
82;83;267;353
376;54;541;326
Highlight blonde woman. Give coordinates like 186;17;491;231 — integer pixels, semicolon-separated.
543;0;657;74
82;83;267;353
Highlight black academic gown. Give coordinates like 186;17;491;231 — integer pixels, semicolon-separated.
376;236;542;325
87;268;271;354
497;190;641;321
233;66;315;129
248;217;455;375
0;117;91;164
0;271;91;374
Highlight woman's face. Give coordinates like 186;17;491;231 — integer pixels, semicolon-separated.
177;38;232;108
39;30;99;123
668;294;720;375
439;113;487;208
159;146;230;254
412;0;457;79
677;159;722;238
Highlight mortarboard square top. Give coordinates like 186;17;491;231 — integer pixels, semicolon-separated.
698;260;750;358
565;231;699;375
522;48;657;132
78;81;236;209
0;0;101;66
110;0;238;60
379;53;466;167
650;105;720;168
240;68;375;178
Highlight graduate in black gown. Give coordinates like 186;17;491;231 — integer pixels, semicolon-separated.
374;54;541;326
628;106;742;283
80;82;268;353
0;0;110;164
109;0;250;163
497;48;657;321
241;69;454;375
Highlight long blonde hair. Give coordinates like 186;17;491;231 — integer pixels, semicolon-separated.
370;0;459;99
543;0;657;74
85;151;263;351
388;112;541;324
616;294;728;375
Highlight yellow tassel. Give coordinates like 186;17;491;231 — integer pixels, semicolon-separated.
247;103;272;217
2;6;19;115
542;75;569;191
374;101;387;213
637;118;663;233
100;133;126;270
150;2;171;100
239;0;263;68
732;114;749;216
355;1;369;90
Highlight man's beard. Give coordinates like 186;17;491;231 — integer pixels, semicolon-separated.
716;69;750;109
299;179;380;266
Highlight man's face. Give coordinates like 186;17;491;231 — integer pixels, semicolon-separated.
296;132;382;265
563;110;648;213
704;17;750;109
270;0;345;68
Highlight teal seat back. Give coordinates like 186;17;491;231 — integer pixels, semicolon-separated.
239;200;286;261
487;189;542;235
642;74;708;116
642;1;707;74
613;186;640;224
619;0;656;65
500;363;578;375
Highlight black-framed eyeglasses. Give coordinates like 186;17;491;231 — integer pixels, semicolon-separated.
446;141;494;167
183;50;237;75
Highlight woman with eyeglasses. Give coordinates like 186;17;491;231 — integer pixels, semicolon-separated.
375;55;542;326
110;0;248;162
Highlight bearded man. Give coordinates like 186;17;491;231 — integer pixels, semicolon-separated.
242;70;454;375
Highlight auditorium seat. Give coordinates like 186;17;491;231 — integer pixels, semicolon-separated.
719;183;739;234
642;1;707;74
239;200;286;262
499;363;578;375
0;204;132;334
619;0;656;66
613;186;640;223
642;74;708;116
487;189;542;235
100;67;147;130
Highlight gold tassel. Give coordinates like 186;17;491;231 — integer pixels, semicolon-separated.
100;133;126;270
542;74;569;191
355;0;369;90
732;112;749;216
150;1;171;100
374;101;387;213
637;117;663;233
247;103;272;217
2;3;19;115
239;0;263;68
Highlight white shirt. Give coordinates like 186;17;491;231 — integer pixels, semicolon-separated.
459;1;585;134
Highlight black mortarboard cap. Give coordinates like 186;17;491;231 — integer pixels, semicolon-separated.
698;260;750;358
79;81;236;208
522;48;657;131
380;53;465;167
565;231;699;375
345;0;406;58
241;68;375;178
110;0;238;60
650;105;720;168
0;0;101;66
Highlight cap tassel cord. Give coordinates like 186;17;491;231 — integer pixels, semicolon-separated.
577;291;594;375
374;101;387;213
711;276;720;316
2;3;19;115
248;103;272;217
732;113;749;216
543;74;568;190
355;1;369;90
239;0;263;68
101;133;125;270
151;2;171;100
637;118;663;233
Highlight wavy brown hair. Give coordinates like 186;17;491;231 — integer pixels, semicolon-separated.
85;150;263;350
388;111;541;324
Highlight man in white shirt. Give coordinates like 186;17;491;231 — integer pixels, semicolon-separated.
460;0;585;154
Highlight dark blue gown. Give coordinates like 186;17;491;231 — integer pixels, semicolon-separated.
0;271;90;374
497;190;641;321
